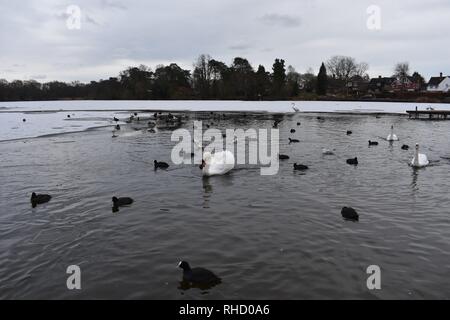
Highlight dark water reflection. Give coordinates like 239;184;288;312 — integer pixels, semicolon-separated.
0;112;449;299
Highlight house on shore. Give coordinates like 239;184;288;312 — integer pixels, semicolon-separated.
368;76;396;94
427;73;450;92
346;76;369;96
391;76;421;92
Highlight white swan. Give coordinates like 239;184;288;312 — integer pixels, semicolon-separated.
387;125;399;141
411;143;429;168
200;151;235;177
292;103;300;113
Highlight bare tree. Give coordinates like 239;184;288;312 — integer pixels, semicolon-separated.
287;65;301;83
394;62;410;83
193;54;213;97
326;56;369;81
193;54;212;83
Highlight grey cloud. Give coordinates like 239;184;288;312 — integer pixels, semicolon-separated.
53;12;70;21
0;0;449;82
85;14;100;26
258;14;301;28
229;44;252;51
53;9;99;26
30;75;47;80
101;0;127;10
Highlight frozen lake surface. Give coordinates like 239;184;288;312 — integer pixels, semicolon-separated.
1;100;449;141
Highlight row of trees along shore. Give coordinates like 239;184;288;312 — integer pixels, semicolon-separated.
0;54;444;102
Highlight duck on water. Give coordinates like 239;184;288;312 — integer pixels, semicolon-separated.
178;261;221;287
294;163;309;171
346;157;358;165
112;196;134;212
31;192;51;208
341;207;359;221
154;160;170;170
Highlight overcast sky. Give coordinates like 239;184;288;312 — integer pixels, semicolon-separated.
1;0;449;82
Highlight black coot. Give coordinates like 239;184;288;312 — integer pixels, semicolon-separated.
154;160;170;169
341;207;359;221
346;157;358;165
289;138;300;143
279;154;290;160
112;197;133;212
112;197;134;207
294;163;309;171
31;192;52;207
178;261;221;287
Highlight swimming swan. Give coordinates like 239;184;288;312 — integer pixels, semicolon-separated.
411;143;429;168
200;151;235;177
387;125;399;141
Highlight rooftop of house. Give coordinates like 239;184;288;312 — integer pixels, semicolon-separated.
428;76;448;87
369;77;396;86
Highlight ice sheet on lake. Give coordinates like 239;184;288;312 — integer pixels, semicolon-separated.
1;100;450;113
0;111;118;142
1;100;449;141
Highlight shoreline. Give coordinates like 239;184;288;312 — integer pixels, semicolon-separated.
1;97;450;104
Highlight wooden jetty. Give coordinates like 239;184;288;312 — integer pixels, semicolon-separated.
406;108;450;120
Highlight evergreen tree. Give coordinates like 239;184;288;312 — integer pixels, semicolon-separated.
316;63;328;95
230;57;255;99
255;65;271;99
272;59;286;97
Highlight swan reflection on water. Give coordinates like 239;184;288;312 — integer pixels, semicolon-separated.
201;173;235;208
411;167;420;192
202;176;213;193
202;177;213;208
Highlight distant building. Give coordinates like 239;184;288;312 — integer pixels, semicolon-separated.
346;75;369;96
391;77;421;92
427;73;450;92
368;76;396;93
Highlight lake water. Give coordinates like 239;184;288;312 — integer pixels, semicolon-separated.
0;101;449;299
